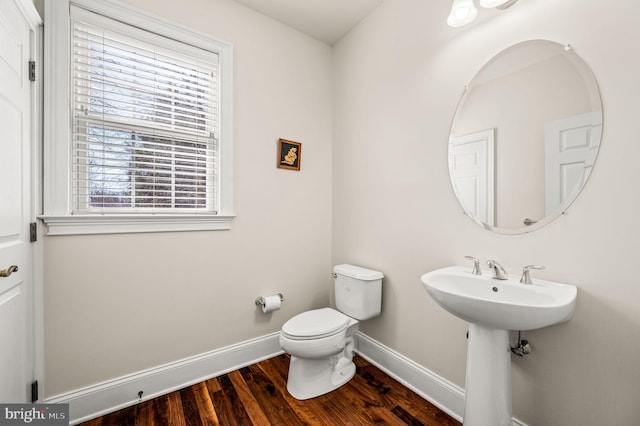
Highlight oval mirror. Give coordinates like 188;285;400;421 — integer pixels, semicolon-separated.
448;40;603;234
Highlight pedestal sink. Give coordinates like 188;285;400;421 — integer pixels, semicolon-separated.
421;266;577;426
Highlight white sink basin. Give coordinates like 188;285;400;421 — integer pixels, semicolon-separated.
421;266;577;330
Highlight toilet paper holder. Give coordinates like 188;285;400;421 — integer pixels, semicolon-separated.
255;293;284;308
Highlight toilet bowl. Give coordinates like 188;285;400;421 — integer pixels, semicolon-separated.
279;308;359;400
279;264;383;400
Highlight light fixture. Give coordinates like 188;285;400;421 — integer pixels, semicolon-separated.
448;0;518;27
447;0;478;28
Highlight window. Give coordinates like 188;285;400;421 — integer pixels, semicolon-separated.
72;15;218;213
41;0;234;235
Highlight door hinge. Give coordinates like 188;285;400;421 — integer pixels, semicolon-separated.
31;380;38;402
30;222;37;242
28;60;36;82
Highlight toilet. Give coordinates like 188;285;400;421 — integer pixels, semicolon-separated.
279;264;383;400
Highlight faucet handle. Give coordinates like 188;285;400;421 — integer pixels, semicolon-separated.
520;265;545;284
464;256;481;275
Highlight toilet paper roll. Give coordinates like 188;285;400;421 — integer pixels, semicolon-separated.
261;295;282;313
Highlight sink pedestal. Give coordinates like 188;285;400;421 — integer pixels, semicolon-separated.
464;324;512;426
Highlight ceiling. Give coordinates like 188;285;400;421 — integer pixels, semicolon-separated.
231;0;385;45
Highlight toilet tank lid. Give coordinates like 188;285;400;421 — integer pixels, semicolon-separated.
333;264;383;280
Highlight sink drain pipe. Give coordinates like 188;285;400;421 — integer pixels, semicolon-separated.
510;330;531;356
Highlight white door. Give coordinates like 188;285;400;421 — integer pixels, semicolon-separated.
0;0;38;402
449;129;495;226
544;111;602;215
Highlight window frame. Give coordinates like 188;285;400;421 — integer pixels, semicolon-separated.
41;0;234;235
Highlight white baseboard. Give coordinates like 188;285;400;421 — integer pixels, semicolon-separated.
47;330;526;426
45;332;283;425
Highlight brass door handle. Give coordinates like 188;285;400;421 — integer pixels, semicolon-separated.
0;265;18;278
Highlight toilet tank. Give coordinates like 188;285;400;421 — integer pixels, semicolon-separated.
333;264;383;320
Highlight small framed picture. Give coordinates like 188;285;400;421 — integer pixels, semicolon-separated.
277;138;301;171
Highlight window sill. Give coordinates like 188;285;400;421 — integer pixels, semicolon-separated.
39;214;235;235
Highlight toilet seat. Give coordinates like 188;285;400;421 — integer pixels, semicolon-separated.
282;308;350;340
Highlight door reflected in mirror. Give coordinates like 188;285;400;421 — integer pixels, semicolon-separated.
449;40;602;234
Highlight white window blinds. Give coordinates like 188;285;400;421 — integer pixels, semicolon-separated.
71;7;219;214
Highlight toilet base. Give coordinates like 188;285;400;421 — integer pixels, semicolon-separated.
286;338;356;400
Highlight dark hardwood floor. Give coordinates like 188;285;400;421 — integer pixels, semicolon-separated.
80;354;461;425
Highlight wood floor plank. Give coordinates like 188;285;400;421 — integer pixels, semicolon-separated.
100;403;136;426
344;393;406;424
391;405;427;426
356;362;433;421
239;364;305;426
191;381;221;425
253;357;337;425
80;417;102;426
316;392;384;426
179;386;203;426
149;393;171;425
226;370;271;425
354;359;460;426
329;370;407;426
135;400;154;426
205;376;222;394
165;391;187;426
207;373;253;425
80;354;461;426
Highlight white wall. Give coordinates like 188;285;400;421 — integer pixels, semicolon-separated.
333;0;640;424
43;0;333;397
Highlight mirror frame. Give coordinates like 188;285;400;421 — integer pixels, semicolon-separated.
448;40;603;234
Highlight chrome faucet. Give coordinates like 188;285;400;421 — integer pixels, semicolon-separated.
520;265;545;284
486;260;508;280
